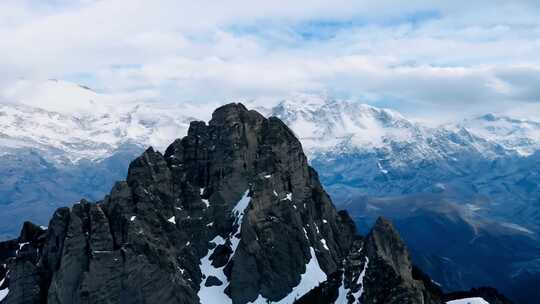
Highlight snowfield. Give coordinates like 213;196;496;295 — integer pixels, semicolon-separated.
447;297;490;304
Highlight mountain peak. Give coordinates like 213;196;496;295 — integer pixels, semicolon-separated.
476;113;539;125
1;79;105;114
0;103;361;304
209;102;262;127
366;217;413;281
274;94;405;121
0;103;511;304
270;96;416;154
279;92;330;107
459;112;540;156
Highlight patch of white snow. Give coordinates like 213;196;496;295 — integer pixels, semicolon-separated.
0;287;8;302
274;247;327;303
351;256;369;302
198;236;228;303
282;193;292;201
202;199;210;208
320;239;329;251
247;247;327;303
446;298;490;304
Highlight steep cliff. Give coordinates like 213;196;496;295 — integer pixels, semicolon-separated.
0;104;502;304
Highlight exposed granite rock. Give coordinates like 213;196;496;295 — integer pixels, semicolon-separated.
0;103;511;304
360;218;441;304
295;218;444;304
0;222;46;304
204;276;223;287
294;271;343;304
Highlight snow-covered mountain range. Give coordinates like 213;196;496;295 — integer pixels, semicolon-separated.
269;94;536;162
269;96;539;216
0;80;199;164
0;80;539;303
266;95;540;304
0;102;507;304
2;81;537;167
456;114;540;157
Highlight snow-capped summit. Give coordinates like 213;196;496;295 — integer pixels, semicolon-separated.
457;113;540;156
1;79;115;115
0;102;194;164
2;83;535;165
268;95;512;171
0;80;196;164
270;95;417;154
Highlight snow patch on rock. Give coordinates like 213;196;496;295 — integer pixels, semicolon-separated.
446;297;490;304
231;190;251;253
0;287;8;302
0;277;8;302
198;190;252;303
198;236;227;303
249;247;327;304
351;256;369;301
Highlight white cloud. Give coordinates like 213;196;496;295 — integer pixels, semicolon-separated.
0;0;540;120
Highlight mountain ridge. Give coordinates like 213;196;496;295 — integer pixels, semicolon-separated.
0;103;490;304
2;81;538;166
0;82;537;302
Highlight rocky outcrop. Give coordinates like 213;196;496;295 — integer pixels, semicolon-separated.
295;218;443;304
360;218;441;304
0;222;47;304
0;103;508;304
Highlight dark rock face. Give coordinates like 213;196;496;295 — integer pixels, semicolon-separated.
296;218;442;304
360;218;441;304
205;276;223;287
0;222;47;304
0;103;507;304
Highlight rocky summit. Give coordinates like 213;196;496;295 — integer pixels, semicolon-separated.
0;104;507;304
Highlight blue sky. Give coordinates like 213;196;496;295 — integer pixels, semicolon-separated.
1;0;540;121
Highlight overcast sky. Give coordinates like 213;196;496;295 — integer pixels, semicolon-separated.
1;0;539;121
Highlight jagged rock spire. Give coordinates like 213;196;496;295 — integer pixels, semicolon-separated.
0;103;357;304
0;103;509;304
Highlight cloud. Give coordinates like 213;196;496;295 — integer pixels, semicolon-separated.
0;0;539;121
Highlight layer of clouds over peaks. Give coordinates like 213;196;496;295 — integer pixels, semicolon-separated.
0;0;540;120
